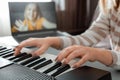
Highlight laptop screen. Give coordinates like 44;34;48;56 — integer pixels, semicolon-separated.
9;2;57;35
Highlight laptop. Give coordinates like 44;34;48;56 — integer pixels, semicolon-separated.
8;2;65;43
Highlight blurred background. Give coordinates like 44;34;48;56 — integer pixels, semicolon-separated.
0;0;99;36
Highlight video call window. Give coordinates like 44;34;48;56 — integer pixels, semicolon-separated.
9;2;57;33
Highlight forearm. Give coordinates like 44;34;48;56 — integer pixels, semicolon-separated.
95;48;120;70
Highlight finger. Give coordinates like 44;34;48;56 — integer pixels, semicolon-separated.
15;20;24;28
32;45;48;56
15;20;22;27
14;26;19;31
56;47;75;62
72;55;88;68
63;50;81;64
14;39;37;56
19;19;23;24
15;20;19;27
14;46;22;56
20;38;39;47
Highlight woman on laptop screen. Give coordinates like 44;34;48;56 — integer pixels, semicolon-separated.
12;3;56;32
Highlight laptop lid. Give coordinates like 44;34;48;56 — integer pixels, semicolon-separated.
8;2;58;36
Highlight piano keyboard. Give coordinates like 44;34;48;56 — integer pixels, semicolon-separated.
0;46;112;80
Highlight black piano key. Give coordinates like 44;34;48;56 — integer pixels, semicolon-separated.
51;64;70;77
0;49;13;53
43;62;62;74
2;52;14;58
26;58;46;68
8;53;27;60
13;54;32;62
20;56;40;65
32;59;53;70
0;50;13;56
0;47;6;51
0;52;8;56
0;49;12;53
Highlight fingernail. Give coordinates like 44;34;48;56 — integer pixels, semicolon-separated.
13;53;17;56
15;46;19;48
32;53;37;57
63;59;67;64
55;56;58;61
13;48;16;51
13;46;18;51
72;64;77;68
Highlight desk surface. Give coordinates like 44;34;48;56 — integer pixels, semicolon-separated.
0;36;120;80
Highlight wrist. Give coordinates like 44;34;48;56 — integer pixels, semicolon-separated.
45;37;62;49
95;48;113;66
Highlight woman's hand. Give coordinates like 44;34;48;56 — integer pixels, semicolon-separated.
14;37;61;56
15;19;28;31
55;45;113;68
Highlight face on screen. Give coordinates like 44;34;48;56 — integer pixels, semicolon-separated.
25;3;38;21
9;2;57;33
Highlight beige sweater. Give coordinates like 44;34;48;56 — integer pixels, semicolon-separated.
60;9;120;69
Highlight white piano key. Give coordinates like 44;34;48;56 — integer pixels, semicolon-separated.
7;53;27;60
32;59;53;70
0;48;11;53
40;53;56;60
0;49;13;54
43;62;62;74
17;57;33;64
2;52;14;58
0;47;6;51
36;60;56;72
20;56;40;65
0;57;13;68
6;55;15;60
25;58;46;67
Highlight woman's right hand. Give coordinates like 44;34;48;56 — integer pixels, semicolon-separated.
14;37;61;56
15;19;28;31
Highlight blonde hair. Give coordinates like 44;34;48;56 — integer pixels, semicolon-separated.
24;3;42;20
99;0;120;13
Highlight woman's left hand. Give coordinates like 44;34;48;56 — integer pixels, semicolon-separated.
55;45;113;68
